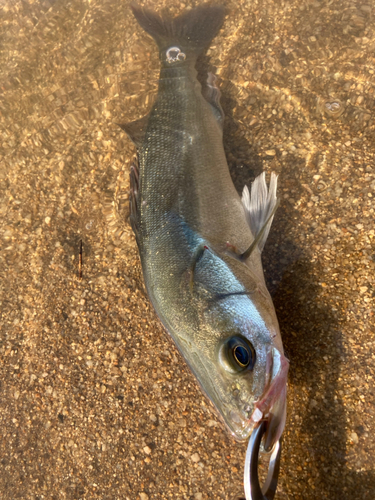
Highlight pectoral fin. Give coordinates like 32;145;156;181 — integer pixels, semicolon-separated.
202;72;224;128
241;172;279;255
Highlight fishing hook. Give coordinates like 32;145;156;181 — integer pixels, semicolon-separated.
243;420;282;500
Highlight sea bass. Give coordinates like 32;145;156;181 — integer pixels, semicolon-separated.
122;3;289;452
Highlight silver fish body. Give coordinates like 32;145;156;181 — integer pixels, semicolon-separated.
124;4;288;449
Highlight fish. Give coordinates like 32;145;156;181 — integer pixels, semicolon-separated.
121;3;289;454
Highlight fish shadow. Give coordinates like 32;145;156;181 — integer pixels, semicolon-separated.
221;89;264;191
197;50;375;499
210;61;374;495
196;53;263;189
261;212;375;498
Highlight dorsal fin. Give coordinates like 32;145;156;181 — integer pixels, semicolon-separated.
241;172;279;256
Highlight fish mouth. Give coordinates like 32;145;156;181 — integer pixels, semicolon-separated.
224;347;289;445
249;347;289;451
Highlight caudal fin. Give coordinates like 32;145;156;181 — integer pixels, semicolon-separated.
131;3;225;60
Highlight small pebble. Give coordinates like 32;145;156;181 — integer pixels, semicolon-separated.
350;432;359;445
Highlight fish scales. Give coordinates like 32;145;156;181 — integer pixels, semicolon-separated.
123;3;289;453
141;70;251;254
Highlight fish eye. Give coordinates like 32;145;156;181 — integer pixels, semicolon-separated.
218;336;256;374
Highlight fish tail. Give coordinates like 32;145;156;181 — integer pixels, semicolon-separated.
130;3;225;61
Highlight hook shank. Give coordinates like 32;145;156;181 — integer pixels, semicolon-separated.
243;421;282;500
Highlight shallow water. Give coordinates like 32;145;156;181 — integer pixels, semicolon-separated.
1;1;374;499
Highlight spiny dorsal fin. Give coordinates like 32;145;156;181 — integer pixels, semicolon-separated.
241;172;279;255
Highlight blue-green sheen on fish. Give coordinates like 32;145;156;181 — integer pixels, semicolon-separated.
122;3;289;450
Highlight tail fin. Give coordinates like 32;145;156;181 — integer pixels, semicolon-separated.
131;3;225;60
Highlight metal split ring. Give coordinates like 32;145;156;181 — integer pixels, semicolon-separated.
243;421;282;500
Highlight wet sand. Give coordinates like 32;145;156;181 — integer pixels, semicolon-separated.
0;0;374;499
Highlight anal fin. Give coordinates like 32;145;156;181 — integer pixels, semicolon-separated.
202;72;224;128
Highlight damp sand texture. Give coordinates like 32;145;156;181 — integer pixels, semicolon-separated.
0;1;374;499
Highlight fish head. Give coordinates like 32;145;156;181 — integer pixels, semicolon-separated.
190;250;289;448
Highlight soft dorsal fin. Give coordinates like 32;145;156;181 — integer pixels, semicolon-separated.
117;113;149;147
241;172;279;255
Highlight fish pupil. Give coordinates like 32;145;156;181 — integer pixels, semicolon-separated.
233;345;249;367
